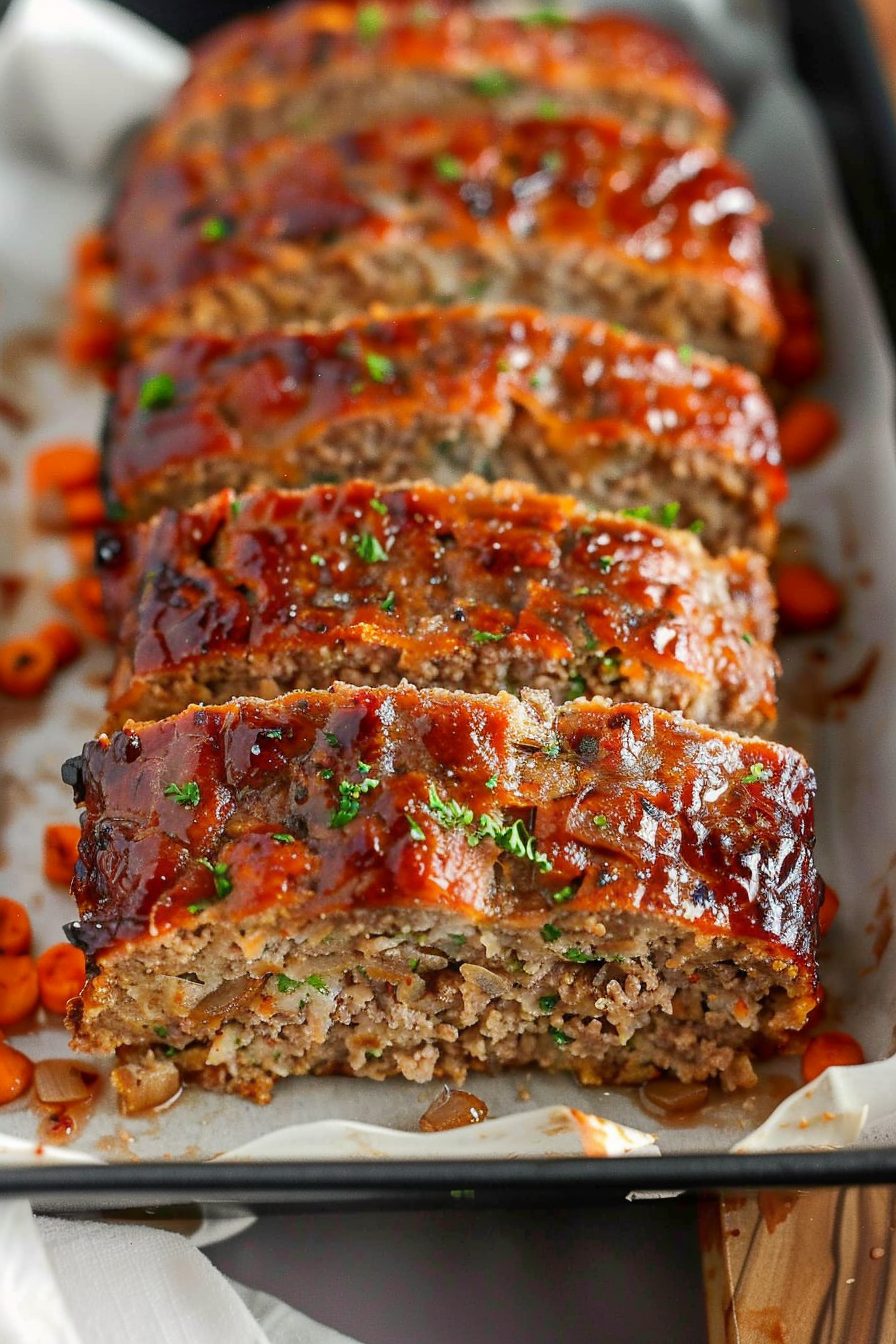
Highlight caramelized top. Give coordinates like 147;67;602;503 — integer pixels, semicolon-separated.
64;684;819;984
161;5;729;150
112;114;774;333
100;478;777;725
105;305;784;518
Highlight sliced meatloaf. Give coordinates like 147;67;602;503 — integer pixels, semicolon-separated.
103;306;784;554
153;5;730;156
110;115;779;370
64;685;819;1101
99;478;778;732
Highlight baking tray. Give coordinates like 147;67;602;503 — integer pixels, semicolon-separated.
3;0;896;1208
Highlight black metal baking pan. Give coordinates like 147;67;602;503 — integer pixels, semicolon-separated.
3;0;896;1208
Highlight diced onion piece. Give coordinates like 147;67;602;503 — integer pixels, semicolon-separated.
112;1054;181;1115
34;1058;93;1105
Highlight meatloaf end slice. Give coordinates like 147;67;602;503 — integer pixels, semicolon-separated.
64;685;820;1102
102;306;784;555
156;5;730;154
99;477;778;734
111;115;780;372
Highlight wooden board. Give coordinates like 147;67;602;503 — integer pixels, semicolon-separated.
700;1187;896;1343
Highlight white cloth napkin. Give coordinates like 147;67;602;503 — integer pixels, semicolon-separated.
0;1199;363;1344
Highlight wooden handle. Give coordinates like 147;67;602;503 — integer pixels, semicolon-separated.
700;1187;896;1343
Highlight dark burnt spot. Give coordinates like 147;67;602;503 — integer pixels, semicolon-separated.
61;755;86;804
607;711;631;731
576;734;600;760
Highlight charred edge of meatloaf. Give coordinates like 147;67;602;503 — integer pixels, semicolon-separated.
69;909;815;1104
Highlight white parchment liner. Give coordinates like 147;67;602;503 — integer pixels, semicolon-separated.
1;0;895;1166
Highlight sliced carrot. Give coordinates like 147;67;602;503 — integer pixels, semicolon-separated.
802;1031;865;1083
774;328;823;387
51;576;109;642
43;824;81;888
38;622;82;670
779;399;840;469
28;441;99;496
818;884;840;938
0;898;31;955
0;635;57;698
776;563;843;632
0;1041;33;1104
0;956;40;1027
68;531;96;571
36;943;87;1016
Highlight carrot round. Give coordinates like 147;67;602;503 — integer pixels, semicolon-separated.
38;622;82;670
779;399;840;469
802;1031;865;1083
62;485;106;530
0;1041;33;1105
0;898;31;955
0;635;57;698
774;329;823;387
28;441;99;495
818;884;840;938
0;956;40;1027
776;563;842;632
43;824;81;887
36;943;87;1016
51;576;109;642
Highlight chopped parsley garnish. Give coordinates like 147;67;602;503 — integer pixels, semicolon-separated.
381;590;396;612
689;518;705;534
153;1025;168;1038
541;923;562;943
261;728;284;739
551;884;577;904
427;782;474;830
620;505;654;521
543;739;561;759
741;761;771;785
449;933;466;946
470;69;515;98
496;357;511;372
319;768;334;780
536;98;559;120
539;994;559;1013
277;974;301;994
272;833;295;844
324;732;341;748
306;974;328;993
475;816;552;872
197;859;233;899
466;278;491;300
519;7;567;25
409;957;420;971
353;532;388;563
356;2;385;40
658;502;681;528
563;947;601;964
471;628;507;643
598;555;616;573
200;215;230;242
540;150;564;175
163;780;200;808
529;368;549;389
485;774;498;790
365;1048;384;1060
549;1027;573;1047
138;373;176;411
230;498;244;517
364;351;395;383
741;631;755;645
370;497;388;515
434;153;465;182
406;814;425;841
678;343;694;365
310;553;325;566
594;815;608;829
566;673;586;701
329;773;380;828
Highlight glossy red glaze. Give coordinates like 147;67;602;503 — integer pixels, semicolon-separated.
101;479;778;729
168;5;729;148
64;685;820;989
105;305;785;519
112;114;775;338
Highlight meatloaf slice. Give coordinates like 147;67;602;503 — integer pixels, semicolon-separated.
100;478;778;733
64;685;820;1101
111;115;779;370
154;5;730;155
103;306;784;554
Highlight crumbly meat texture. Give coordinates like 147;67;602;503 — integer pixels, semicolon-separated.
107;115;778;370
100;478;779;733
154;4;731;155
102;306;785;554
64;685;820;1101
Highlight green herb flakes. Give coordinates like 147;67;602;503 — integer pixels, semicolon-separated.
195;859;233;903
689;518;705;534
658;502;681;528
741;631;755;645
471;628;507;643
476;815;552;872
678;343;694;366
370;496;388;515
353;532;388;563
741;761;771;785
364;351;395;383
200;215;230;242
518;7;567;25
406;814;425;841
485;774;498;790
330;773;381;828
138;373;176;411
310;553;325;566
153;1025;168;1039
356;3;385;40
470;69;515;98
539;994;559;1013
163;780;200;808
427;782;474;831
594;814;608;829
536;98;559;120
541;923;562;943
271;833;295;844
566;673;586;701
277;974;301;994
434;153;464;182
598;555;616;573
549;1027;573;1047
551;884;577;904
381;590;396;613
324;732;341;748
543;739;561;759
